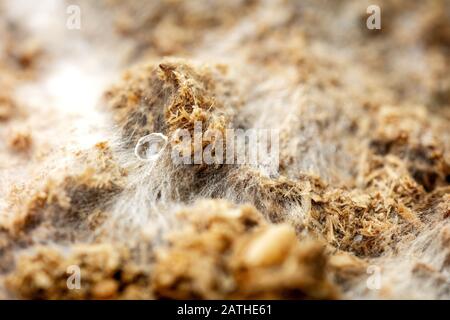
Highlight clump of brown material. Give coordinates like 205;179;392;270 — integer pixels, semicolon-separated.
152;200;338;299
369;106;450;192
5;38;42;71
419;0;450;49
105;59;235;160
6;244;152;299
5;201;337;300
0;93;15;121
161;61;230;159
306;152;446;257
95;0;257;57
8;142;126;243
7;129;33;153
0;227;13;273
0;15;42;123
225;157;435;258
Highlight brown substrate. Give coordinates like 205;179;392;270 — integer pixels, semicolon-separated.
0;0;449;299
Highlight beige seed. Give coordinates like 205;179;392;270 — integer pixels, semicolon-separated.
244;224;296;267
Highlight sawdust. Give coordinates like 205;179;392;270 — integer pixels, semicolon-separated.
0;0;449;300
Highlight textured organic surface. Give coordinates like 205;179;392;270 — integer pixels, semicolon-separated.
0;0;449;299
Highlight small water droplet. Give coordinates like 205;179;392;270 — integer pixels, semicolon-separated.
135;133;168;161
